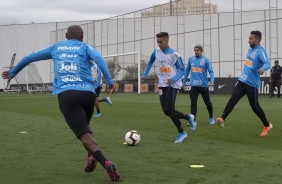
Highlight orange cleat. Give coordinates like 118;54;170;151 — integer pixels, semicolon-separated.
260;123;273;137
215;117;225;128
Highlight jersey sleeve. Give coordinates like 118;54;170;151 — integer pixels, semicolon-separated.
182;58;191;86
206;58;215;83
87;45;112;86
142;50;156;78
171;56;185;83
259;50;270;71
8;45;53;78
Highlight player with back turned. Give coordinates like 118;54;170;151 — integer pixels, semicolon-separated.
216;30;272;138
2;25;120;182
142;32;196;144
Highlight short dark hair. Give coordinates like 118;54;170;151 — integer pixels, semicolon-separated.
156;32;169;38
250;30;262;41
194;44;203;52
275;60;279;63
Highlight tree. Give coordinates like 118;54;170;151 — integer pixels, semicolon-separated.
122;60;148;80
107;59;121;80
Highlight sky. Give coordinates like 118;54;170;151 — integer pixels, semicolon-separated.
0;0;281;25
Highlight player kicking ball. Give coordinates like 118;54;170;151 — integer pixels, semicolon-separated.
142;32;196;143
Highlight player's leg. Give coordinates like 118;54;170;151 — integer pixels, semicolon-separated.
93;87;102;117
58;90;120;181
58;90;98;172
275;80;281;98
245;85;272;137
99;97;113;106
161;87;187;143
216;81;245;127
190;86;199;118
81;91;120;181
270;80;275;97
199;87;214;124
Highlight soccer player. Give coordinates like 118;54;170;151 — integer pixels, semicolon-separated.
142;32;196;144
91;61;113;118
216;30;272;138
183;45;215;126
2;25;120;182
270;60;282;98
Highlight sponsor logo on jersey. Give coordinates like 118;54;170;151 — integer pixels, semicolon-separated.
58;61;79;73
60;54;78;58
200;58;205;66
61;75;82;82
191;67;203;73
61;84;91;89
57;46;80;50
244;59;253;67
160;66;172;73
251;50;257;58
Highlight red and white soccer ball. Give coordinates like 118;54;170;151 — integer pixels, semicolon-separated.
125;130;141;146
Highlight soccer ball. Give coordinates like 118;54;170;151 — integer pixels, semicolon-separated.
125;130;141;146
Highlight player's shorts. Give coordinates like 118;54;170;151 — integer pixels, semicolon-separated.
58;90;96;138
95;86;102;97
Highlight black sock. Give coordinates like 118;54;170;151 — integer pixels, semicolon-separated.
93;150;108;168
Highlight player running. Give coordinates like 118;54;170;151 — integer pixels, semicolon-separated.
183;45;215;126
216;30;272;138
142;32;196;144
91;61;112;118
2;25;120;182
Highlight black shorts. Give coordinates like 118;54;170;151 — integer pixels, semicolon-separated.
58;90;96;138
95;86;102;97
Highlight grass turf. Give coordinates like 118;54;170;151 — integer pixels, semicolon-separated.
0;93;281;184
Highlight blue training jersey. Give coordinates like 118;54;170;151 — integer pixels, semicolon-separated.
142;48;185;89
239;45;270;89
183;55;214;88
8;39;112;95
91;61;103;89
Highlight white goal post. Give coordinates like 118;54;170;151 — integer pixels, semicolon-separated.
2;64;46;94
103;52;141;94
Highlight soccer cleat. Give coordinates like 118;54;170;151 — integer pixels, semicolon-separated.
93;112;102;118
187;114;197;131
105;97;112;106
174;131;188;143
209;117;215;125
85;155;97;173
105;161;121;182
260;123;273;137
216;117;224;128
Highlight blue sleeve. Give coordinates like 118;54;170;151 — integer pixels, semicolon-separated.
207;59;215;83
183;58;191;86
171;56;185;83
8;46;52;78
260;50;270;71
87;45;112;86
142;50;156;78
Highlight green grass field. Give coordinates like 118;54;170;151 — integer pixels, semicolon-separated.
0;93;281;184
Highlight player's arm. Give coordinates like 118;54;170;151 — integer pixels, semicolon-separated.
258;50;270;75
170;56;185;83
87;45;113;87
142;50;156;80
6;46;53;79
182;58;191;86
207;59;215;84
